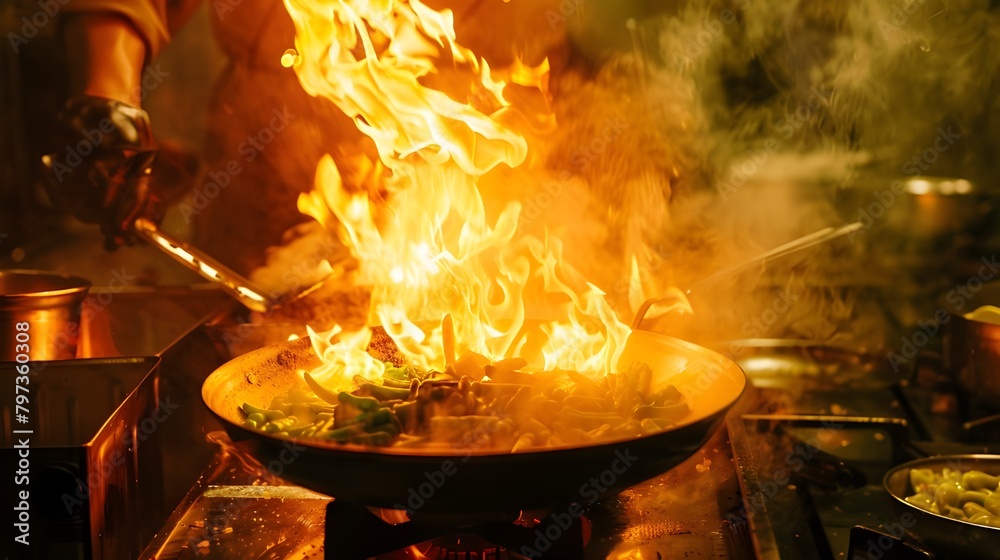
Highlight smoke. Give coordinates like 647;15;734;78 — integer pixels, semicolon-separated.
253;0;1000;351
501;0;1000;347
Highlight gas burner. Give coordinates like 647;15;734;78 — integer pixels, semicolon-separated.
325;503;591;560
376;535;515;560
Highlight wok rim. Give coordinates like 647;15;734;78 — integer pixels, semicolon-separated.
201;331;747;460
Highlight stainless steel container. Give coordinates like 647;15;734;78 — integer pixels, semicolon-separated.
0;357;163;560
883;454;1000;560
941;281;1000;406
0;269;91;361
836;176;998;253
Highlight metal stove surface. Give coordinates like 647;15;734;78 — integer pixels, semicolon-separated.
726;373;999;560
142;422;745;559
141;353;995;560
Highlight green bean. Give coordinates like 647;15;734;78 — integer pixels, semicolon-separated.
264;416;299;433
986;495;1000;516
381;377;412;389
286;425;316;437
250;356;692;454
242;403;286;421
338;408;396;431
359;383;411;401
964;502;991;518
338;392;379;411
384;364;416;383
959;491;990;507
319;424;365;442
963;471;1000;491
907;468;1000;528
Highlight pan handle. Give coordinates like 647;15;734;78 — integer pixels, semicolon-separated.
630;292;691;331
133;218;272;312
631;222;864;332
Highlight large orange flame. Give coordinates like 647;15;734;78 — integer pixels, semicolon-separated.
284;0;631;392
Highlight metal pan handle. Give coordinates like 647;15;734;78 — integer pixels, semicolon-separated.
133;218;272;312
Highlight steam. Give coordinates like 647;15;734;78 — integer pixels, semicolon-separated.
252;0;1000;351
508;0;999;346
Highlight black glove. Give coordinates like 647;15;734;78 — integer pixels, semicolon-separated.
41;95;161;250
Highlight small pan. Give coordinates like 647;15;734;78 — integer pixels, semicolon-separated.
883;454;1000;559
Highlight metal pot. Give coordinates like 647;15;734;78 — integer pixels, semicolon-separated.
0;269;91;361
836;176;997;254
883;454;1000;560
941;281;1000;406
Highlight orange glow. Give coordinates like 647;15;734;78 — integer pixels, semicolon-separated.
283;0;635;382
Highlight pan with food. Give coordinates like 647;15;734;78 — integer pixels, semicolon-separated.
201;329;746;513
883;454;1000;559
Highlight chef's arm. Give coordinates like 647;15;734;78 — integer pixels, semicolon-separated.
40;4;173;249
62;13;147;105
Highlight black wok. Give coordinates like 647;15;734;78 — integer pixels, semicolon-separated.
201;330;746;514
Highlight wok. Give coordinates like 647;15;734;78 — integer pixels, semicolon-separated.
202;330;747;514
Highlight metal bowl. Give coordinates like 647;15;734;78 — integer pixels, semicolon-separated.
0;269;91;360
883;454;1000;560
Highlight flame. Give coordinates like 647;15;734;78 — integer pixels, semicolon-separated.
284;0;632;384
306;324;385;391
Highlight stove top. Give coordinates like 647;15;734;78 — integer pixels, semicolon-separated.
142;422;742;559
21;283;991;560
